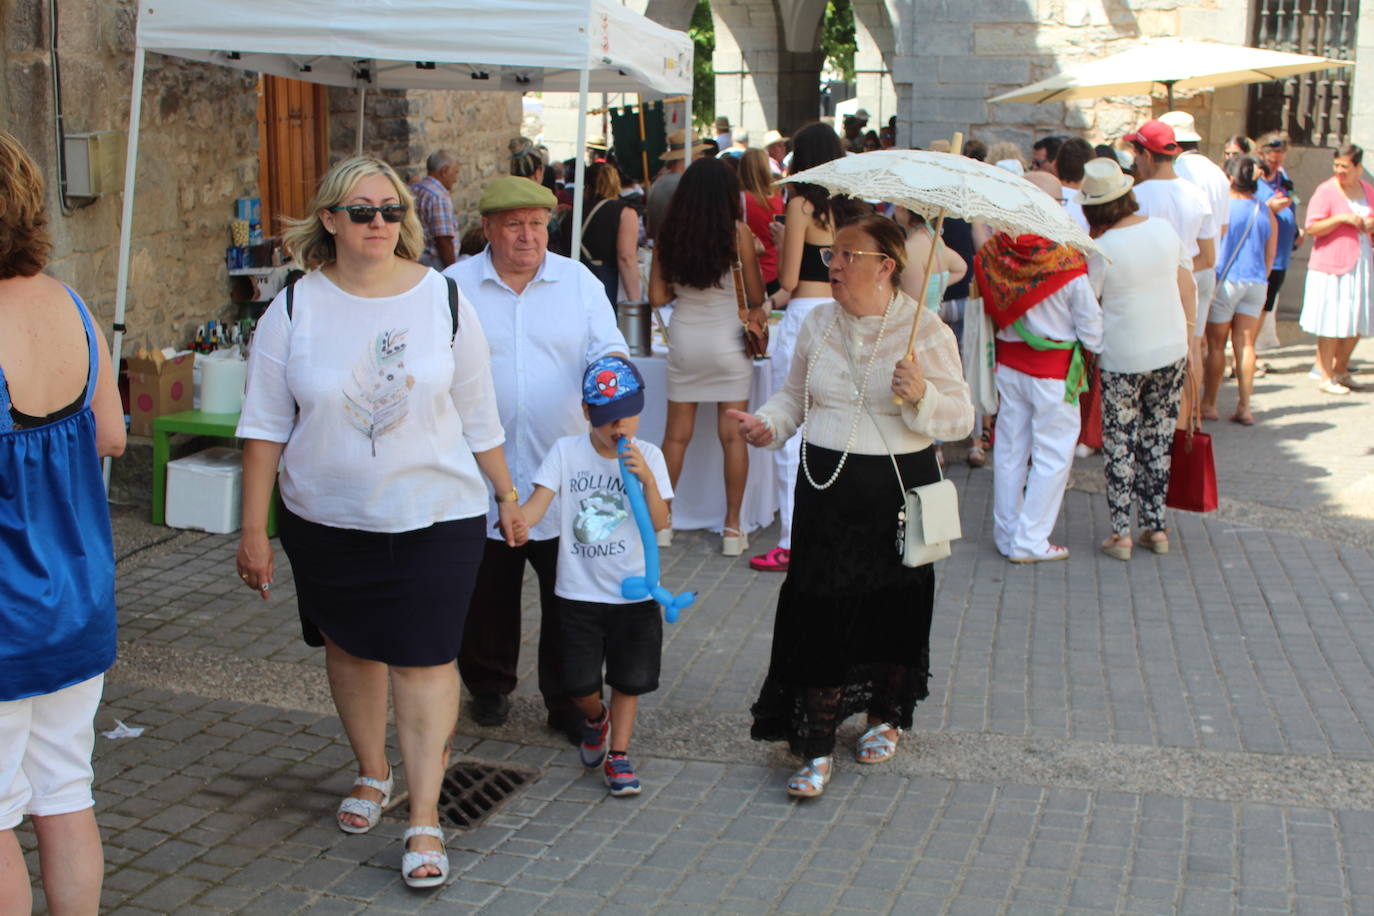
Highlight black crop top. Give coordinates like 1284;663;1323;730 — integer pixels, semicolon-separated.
799;242;829;283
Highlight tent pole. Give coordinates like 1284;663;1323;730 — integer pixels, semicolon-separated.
105;45;146;489
570;67;591;262
637;94;651;188
355;87;367;155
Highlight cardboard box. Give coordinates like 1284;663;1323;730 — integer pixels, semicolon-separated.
126;352;194;436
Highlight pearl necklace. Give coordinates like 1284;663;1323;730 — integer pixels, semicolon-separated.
800;293;896;491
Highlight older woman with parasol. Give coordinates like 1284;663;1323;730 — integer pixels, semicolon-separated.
728;215;973;797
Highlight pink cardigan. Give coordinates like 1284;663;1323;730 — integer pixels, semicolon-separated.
1306;176;1374;276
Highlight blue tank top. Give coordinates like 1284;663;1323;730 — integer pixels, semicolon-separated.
0;288;116;700
1215;198;1272;286
919;223;950;312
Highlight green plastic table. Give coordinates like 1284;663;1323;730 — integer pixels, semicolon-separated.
151;409;277;536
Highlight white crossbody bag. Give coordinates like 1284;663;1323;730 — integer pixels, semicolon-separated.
839;330;962;567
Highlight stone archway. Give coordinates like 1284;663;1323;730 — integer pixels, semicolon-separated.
641;0;826;139
851;0;898;137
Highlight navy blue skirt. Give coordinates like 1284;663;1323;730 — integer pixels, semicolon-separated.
278;505;486;667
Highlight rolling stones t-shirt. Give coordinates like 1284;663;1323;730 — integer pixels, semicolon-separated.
532;433;674;604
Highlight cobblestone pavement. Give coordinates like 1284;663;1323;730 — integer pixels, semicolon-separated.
18;334;1374;914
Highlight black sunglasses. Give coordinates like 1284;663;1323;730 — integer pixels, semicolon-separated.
330;204;408;223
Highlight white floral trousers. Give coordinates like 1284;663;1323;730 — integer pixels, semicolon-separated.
1100;358;1186;535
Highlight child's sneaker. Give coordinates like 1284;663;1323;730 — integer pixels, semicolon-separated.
604;753;641;796
579;706;610;769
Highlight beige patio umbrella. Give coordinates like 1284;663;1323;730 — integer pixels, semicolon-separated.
988;38;1353;109
780;148;1097;394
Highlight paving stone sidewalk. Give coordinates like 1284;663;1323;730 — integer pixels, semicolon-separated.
18;335;1374;914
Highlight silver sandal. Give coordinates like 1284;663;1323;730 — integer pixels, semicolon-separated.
855;723;901;765
401;825;449;888
336;768;392;834
786;756;832;798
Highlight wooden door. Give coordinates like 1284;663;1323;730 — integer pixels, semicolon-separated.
257;76;329;234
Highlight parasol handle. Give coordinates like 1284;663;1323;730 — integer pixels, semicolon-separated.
893;207;947;405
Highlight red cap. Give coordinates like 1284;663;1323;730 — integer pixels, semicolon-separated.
1123;120;1180;156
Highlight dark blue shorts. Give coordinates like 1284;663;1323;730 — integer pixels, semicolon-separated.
559;598;662;697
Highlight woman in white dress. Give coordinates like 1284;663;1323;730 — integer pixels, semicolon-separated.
650;156;766;555
1299;144;1374;393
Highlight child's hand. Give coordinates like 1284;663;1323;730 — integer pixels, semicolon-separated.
496;502;528;547
619;438;654;488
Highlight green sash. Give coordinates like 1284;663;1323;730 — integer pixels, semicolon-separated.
1010;319;1088;404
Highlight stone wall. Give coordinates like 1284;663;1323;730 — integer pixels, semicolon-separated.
328;87;521;241
2;1;260;353
1;1;521;355
897;0;1253;155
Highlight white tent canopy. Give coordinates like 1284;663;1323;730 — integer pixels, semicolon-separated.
111;3;693;480
135;0;694;95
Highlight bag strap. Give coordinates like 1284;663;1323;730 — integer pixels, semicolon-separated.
731;259;747;320
836;326;944;503
1211;200;1261;296
580;199;612;265
287;275;458;344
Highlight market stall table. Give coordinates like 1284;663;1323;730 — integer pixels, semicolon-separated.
635;344;778;535
151;409;277;536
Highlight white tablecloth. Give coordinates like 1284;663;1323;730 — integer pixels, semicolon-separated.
636;351;778;534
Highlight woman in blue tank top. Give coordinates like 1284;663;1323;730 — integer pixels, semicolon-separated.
0;130;126;914
1201;154;1278;426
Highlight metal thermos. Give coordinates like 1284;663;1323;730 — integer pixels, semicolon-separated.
617;300;652;356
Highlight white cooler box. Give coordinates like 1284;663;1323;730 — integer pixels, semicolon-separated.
165;446;243;534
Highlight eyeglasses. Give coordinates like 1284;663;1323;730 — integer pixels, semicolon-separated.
330;204;408;223
818;247;890;267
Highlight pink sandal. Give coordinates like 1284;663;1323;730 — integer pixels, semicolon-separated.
749;547;790;572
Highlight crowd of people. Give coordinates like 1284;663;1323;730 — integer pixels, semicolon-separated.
2;103;1369;901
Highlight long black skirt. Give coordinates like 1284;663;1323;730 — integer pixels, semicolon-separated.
750;443;939;757
278;504;486;667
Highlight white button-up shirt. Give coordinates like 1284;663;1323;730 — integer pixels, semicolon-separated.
446;248;627;540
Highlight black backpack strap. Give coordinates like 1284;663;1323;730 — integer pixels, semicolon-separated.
445;276;459;344
284;280;297;321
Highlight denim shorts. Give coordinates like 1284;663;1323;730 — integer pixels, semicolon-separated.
559;598;662;697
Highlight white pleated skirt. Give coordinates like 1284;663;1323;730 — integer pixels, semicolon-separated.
1300;246;1374;338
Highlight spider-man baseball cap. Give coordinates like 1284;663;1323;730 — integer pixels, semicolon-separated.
582;355;646;426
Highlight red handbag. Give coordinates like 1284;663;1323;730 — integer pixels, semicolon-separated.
1078;362;1103;450
1165;408;1217;513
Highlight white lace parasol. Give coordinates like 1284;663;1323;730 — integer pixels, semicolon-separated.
780;149;1100;255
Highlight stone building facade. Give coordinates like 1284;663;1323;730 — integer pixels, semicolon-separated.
0;0;519;354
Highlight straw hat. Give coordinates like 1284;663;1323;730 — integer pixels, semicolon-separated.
762;129;787;147
661;144;710;162
1079;158;1135;206
1159;111;1202;143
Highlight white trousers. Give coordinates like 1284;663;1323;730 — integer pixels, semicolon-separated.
0;674;103;829
770;297;830;549
992;365;1081;557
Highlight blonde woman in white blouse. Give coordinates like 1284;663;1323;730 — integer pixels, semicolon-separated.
729;215;973;797
235;157;523;888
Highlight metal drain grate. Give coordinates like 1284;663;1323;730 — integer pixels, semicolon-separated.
424;759;538;829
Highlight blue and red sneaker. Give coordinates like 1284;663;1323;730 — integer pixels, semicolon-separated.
604;752;641;796
579;706;610;769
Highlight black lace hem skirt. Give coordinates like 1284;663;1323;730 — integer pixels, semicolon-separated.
750;443;939;758
278;504;486;667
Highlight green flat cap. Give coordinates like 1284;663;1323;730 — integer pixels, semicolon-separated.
479;176;558;214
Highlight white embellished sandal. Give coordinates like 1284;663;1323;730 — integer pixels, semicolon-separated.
336;768;393;834
785;756;832;798
722;526;748;557
855;723;901;765
401;825;449;889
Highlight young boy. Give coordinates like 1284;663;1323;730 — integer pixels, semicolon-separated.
520;356;673;796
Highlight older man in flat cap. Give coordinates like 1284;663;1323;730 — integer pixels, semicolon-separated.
444;177;627;740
